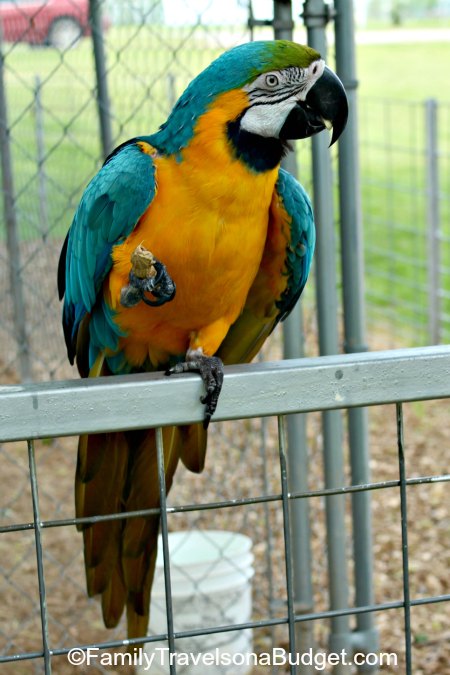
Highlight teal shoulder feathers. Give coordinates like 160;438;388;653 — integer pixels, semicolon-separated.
58;140;157;368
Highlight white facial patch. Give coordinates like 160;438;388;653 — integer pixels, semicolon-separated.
240;59;325;138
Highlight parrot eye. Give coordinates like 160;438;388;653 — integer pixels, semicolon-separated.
265;73;280;88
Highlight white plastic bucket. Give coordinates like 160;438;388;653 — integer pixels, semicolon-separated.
140;530;254;674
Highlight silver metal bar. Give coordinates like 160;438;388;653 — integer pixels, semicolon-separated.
89;0;113;158
278;416;297;673
0;28;31;381
1;473;448;536
425;98;441;344
155;427;177;673
396;404;412;674
27;440;51;674
303;2;351;667
274;0;315;666
333;2;379;666
2;346;450;442
274;0;298;178
2;593;449;665
258;407;277;671
34;76;49;237
285;402;315;663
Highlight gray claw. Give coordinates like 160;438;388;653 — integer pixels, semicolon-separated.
166;354;224;428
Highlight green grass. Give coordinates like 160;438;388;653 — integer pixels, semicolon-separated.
356;40;450;101
364;17;450;29
2;25;450;343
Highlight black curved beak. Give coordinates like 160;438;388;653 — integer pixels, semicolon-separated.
279;65;348;146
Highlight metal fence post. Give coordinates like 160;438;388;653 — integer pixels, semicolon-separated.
425;98;441;345
274;2;316;669
302;2;352;671
333;2;379;669
34;76;49;238
89;0;113;159
0;29;32;381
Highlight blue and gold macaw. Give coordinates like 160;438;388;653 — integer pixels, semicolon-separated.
58;40;347;638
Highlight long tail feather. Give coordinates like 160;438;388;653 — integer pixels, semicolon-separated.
76;419;184;637
102;563;127;629
179;423;208;473
121;426;181;639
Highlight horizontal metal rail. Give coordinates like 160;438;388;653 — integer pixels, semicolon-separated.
1;593;449;665
1;472;449;536
1;345;450;442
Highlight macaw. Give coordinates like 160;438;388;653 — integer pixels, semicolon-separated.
58;40;347;639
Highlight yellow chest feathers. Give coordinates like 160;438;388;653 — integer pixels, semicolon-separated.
156;90;277;219
110;91;279;327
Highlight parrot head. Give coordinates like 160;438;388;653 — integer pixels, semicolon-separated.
237;40;348;146
152;40;348;159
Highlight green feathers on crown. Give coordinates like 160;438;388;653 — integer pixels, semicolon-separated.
253;40;321;80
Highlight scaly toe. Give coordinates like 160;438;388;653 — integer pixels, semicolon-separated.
165;354;224;427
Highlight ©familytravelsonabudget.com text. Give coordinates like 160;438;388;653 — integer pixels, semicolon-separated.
67;646;398;670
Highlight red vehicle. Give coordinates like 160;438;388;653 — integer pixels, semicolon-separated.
0;0;92;49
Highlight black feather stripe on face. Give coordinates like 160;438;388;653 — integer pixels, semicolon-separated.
247;84;309;107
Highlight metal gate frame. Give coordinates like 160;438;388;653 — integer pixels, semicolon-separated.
1;345;450;674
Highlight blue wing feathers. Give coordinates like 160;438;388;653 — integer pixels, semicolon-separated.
275;168;315;322
60;141;156;363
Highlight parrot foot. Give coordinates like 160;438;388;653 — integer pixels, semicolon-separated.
166;352;224;429
120;245;176;308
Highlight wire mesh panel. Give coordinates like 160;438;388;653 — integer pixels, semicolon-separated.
359;97;450;347
0;348;449;674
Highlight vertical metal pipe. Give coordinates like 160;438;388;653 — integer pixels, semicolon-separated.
333;1;379;667
34;76;49;238
258;408;277;673
284;312;315;671
0;30;32;381
277;416;297;673
28;440;52;674
274;2;315;668
248;0;255;41
425;99;441;345
155;427;177;673
89;0;113;159
302;2;352;671
274;0;297;179
396;404;412;674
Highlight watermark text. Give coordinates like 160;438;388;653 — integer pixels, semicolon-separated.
67;646;398;670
